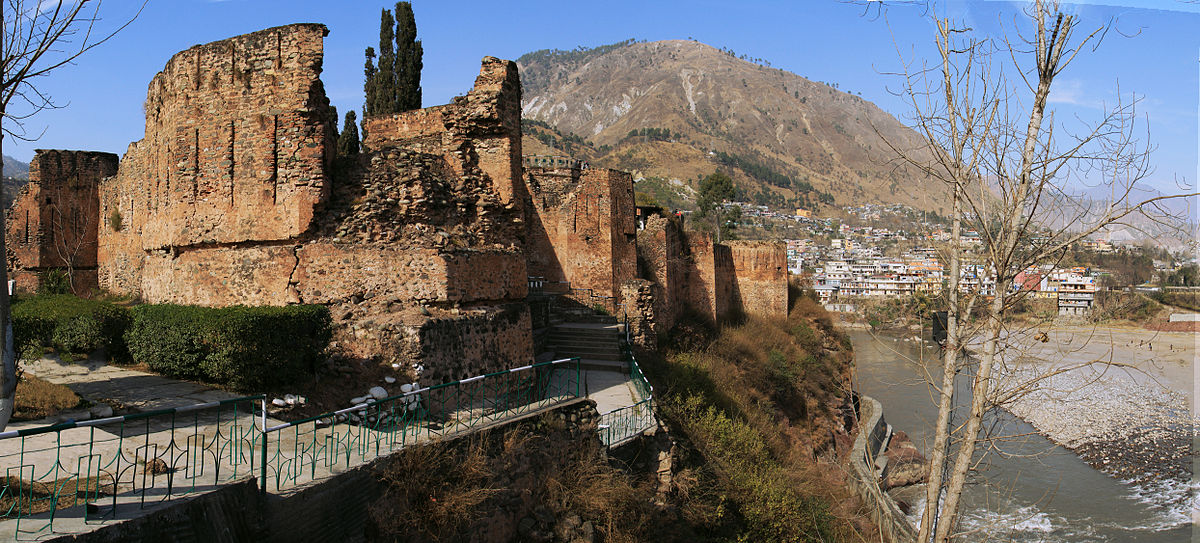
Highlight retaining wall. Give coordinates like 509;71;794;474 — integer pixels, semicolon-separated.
846;394;918;543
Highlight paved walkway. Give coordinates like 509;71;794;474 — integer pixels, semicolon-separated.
22;354;238;415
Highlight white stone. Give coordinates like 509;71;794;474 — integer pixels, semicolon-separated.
284;394;297;405
90;404;114;418
401;383;415;393
272;398;287;407
384;376;397;384
391;363;401;369
369;386;388;400
351;396;367;405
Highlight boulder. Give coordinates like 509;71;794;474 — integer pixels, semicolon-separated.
369;386;388;400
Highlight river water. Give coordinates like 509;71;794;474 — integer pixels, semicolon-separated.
850;330;1193;542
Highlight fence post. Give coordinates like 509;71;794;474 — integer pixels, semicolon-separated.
260;399;267;495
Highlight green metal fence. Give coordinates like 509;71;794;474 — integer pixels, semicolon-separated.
0;358;584;539
0;395;264;540
597;343;656;448
259;357;582;492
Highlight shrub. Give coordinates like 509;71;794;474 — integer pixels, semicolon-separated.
126;304;331;391
12;294;131;361
107;209;122;231
37;270;70;295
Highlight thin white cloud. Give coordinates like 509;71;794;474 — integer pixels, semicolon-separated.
1047;78;1105;109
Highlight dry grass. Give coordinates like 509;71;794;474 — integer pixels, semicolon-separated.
0;475;113;521
640;300;873;541
12;373;82;422
367;421;672;542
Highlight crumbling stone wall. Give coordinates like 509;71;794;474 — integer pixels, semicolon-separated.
363;56;526;210
635;215;787;327
525;166;637;303
6;150;119;293
726;240;788;318
99;23;335;295
42;25;533;379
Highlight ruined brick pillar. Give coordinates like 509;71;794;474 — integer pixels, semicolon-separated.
6;150;119;294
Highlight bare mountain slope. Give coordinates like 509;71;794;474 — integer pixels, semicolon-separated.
518;40;947;213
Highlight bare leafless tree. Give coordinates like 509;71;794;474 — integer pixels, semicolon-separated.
868;0;1197;540
46;197;94;293
0;0;144;431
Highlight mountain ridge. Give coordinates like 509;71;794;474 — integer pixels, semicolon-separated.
517;39;947;214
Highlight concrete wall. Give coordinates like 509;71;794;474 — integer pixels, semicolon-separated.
846;395;918;543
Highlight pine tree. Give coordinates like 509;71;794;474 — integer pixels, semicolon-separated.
337;110;360;159
394;2;422;111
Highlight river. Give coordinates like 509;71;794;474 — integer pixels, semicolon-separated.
850;330;1192;542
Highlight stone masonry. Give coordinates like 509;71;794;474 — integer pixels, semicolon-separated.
525;164;637;304
7;150;120;293
5;23;788;384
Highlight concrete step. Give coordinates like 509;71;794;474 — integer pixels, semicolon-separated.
577;358;630;374
550;328;623;340
546;337;622;349
547;341;619;353
554;349;624;362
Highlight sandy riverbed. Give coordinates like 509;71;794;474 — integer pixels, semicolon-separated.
988;324;1196;520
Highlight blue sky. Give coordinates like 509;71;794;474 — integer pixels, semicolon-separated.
4;0;1196;195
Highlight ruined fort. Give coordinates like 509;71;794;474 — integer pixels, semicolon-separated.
5;23;787;381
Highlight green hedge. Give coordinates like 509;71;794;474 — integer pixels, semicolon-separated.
126;304;331;391
12;295;131;362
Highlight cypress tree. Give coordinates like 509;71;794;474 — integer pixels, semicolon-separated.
394;2;422;111
337;110;360;158
363;46;376;117
374;8;396;115
363;4;422;116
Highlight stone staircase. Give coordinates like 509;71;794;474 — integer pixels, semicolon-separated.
546;323;628;374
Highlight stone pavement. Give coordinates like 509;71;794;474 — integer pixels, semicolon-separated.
584;370;641;414
22;354;239;416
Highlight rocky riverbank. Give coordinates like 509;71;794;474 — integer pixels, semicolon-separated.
998;325;1196;522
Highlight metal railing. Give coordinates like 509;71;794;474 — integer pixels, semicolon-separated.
0;359;585;538
597;342;657;448
258;357;582;493
0;395;264;540
522;155;586;169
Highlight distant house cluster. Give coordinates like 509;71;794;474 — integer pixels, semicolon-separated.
792;237;1098;316
1014;266;1097;316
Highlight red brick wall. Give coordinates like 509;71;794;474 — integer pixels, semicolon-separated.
99;23;333;294
727;241;788;318
5;150;119;294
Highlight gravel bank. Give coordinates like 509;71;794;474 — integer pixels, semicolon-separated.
997;325;1196;494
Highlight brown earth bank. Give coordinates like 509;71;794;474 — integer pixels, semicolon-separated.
1146;320;1200;333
